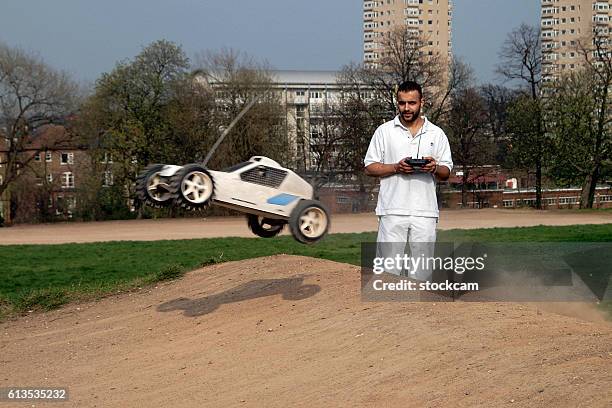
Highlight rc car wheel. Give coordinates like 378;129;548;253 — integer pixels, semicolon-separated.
170;164;215;210
247;215;286;238
289;200;330;244
136;164;173;208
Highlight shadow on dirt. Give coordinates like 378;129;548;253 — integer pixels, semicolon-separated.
157;275;320;317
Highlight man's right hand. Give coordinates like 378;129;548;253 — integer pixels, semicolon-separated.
365;159;415;177
396;158;415;174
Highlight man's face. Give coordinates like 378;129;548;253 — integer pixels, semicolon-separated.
397;90;422;124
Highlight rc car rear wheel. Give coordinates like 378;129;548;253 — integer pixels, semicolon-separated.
136;164;173;208
247;215;286;238
170;164;215;210
289;200;330;244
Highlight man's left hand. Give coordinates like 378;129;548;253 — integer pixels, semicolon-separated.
422;157;437;174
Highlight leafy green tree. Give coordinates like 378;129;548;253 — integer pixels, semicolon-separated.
79;40;191;215
506;95;552;194
546;70;611;208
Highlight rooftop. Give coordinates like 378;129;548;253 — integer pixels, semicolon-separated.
270;70;341;85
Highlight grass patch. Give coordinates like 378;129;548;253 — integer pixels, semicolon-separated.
152;264;186;282
0;224;610;318
16;288;68;312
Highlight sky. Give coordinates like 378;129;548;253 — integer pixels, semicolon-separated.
0;0;540;85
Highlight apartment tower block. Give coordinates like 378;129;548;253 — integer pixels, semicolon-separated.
363;0;452;65
541;0;612;80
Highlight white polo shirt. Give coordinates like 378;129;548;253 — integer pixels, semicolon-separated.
364;115;453;218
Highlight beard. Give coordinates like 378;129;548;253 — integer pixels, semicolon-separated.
401;106;421;122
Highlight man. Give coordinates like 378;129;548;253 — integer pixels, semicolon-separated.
364;81;453;280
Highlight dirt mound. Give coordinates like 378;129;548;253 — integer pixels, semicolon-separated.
1;255;611;407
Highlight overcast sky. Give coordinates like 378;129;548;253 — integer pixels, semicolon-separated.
0;0;540;85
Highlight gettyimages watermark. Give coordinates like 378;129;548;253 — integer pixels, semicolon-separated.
361;242;612;302
372;253;487;275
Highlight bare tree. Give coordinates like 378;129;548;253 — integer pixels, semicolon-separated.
332;32;467;189
480;84;515;139
446;86;493;207
361;25;452;121
480;84;518;166
334;63;387;191
0;43;78;221
305;99;344;192
194;48;289;169
429;56;474;124
497;24;541;100
497;24;547;209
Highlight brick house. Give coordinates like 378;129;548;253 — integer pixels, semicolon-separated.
0;125;104;223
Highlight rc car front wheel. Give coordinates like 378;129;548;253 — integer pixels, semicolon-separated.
247;215;286;238
136;164;173;208
289;200;330;244
170;164;215;210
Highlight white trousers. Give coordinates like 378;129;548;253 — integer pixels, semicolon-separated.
376;215;437;280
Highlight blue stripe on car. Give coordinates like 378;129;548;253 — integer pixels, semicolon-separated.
267;193;298;206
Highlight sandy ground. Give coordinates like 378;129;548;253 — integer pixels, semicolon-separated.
1;255;611;407
0;209;611;245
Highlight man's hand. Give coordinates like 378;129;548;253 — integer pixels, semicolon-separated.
422;156;437;174
365;159;414;177
396;157;415;174
423;156;451;180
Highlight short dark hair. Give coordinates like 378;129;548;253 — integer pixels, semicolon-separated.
396;81;422;99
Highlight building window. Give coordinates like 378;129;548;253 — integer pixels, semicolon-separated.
101;152;113;163
296;105;305;118
503;200;514;208
45;151;52;162
103;170;114;187
559;197;578;205
60;152;74;165
519;198;534;206
34;152;41;161
47;173;53;183
337;196;350;204
61;172;74;188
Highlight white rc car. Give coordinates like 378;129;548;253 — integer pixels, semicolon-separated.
135;156;330;244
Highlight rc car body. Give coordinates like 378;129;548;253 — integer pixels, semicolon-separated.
136;156;330;243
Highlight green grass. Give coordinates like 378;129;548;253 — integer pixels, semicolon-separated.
0;224;610;319
442;223;612;242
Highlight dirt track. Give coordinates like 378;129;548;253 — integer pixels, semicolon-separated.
1;209;611;245
1;211;611;406
1;255;611;407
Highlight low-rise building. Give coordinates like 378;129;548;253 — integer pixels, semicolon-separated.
0;124;105;223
